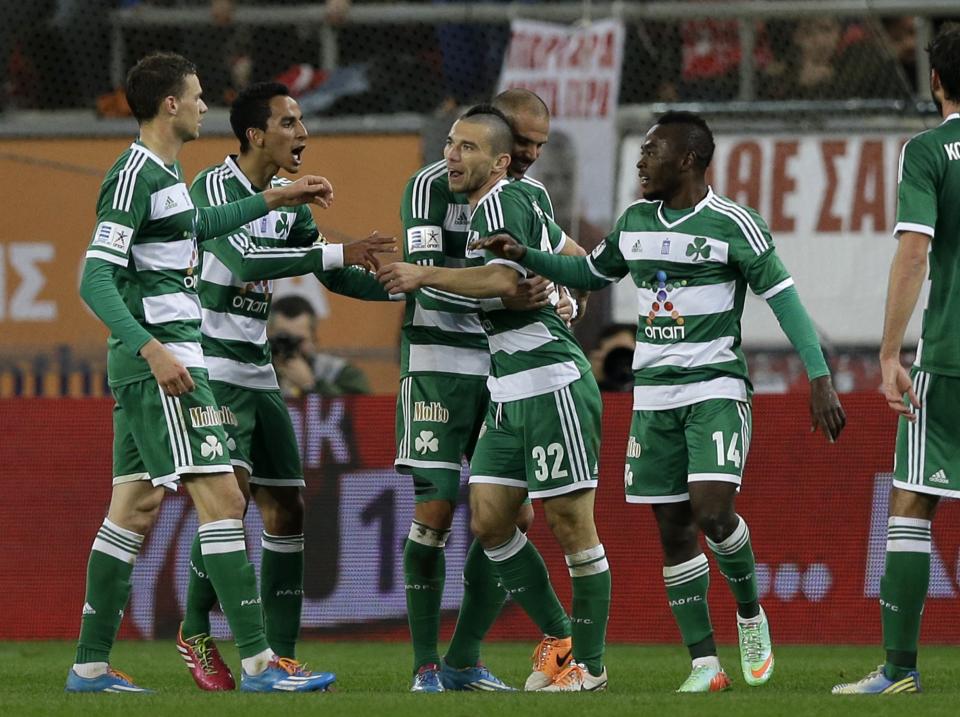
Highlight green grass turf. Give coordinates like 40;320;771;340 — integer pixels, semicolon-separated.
1;641;958;716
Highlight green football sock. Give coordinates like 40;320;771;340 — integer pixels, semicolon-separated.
403;521;449;672
181;534;217;637
260;532;305;658
882;517;931;680
444;539;507;669
663;553;715;657
197;519;270;659
485;529;570;639
75;519;144;664
707;515;759;619
567;544;611;676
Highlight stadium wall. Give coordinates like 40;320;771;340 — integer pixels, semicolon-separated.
0;135;419;393
2;393;958;645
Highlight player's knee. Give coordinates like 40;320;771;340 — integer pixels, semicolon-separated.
515;502;535;533
122;489;164;535
657;521;699;559
414;500;454;531
470;510;511;548
694;508;738;544
257;489;305;535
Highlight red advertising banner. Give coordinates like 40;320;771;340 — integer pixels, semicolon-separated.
1;393;957;644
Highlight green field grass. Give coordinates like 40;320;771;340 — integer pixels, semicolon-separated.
1;641;957;716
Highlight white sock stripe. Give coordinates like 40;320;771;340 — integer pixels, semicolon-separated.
407;521;451;548
199;519;243;532
200;540;248;555
565;543;606;566
662;553;709;583
261;532;305;552
101;518;145;544
484;528;528;562
706;516;749;554
91;537;140;563
568;557;610;577
888;516;932;529
886;539;932;553
95;528;142;555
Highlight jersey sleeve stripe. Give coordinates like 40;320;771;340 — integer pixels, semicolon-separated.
585;256;617;282
893;221;935;238
488;257;525;275
85;248;129;266
708;199;766;256
420;286;481;309
112;151;148;213
412;161;446;219
758;277;795;300
711;196;769;254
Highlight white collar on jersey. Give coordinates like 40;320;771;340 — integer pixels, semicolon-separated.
944;113;960;123
130;141;180;180
223;155;259;195
472;177;511;214
655;186;715;229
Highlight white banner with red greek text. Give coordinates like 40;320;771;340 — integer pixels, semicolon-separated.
498;18;625;229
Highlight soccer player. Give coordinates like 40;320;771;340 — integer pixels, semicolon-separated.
381;105;611;693
472;110;847;692
67;53;338;694
833;25;960;695
397;89;574;692
176;81;396;690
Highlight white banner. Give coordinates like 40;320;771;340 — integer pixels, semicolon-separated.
614;132;924;346
498;18;624;229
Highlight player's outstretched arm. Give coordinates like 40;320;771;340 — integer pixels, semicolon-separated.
377;261;519;298
765;284;846;442
194;175;335;242
471;234;611;292
879;231;929;420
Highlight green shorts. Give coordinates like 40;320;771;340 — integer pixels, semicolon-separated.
211;381;304;487
894;367;960;499
625;399;752;504
395;374;488;503
470;374;602;500
112;369;233;488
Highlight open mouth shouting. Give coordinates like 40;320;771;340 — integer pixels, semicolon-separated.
291;144;305;167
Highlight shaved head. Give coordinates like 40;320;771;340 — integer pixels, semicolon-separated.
493;88;550;121
461;104;514;156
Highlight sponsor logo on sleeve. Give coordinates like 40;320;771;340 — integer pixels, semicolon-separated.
91;221;134;253
406;225;442;254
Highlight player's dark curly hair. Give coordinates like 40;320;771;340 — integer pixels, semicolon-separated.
928;23;960;103
231;82;292;153
462;103;514;156
125;52;197;122
655;110;716;171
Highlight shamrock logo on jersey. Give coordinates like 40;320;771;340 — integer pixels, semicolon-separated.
415;430;439;454
200;436;224;459
685;237;711;261
275;213;290;236
624;465;634;488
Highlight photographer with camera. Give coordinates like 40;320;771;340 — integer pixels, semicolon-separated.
269;294;371;397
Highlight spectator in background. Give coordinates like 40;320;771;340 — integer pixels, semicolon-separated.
837;16;918;99
590;324;636;393
268;295;371;397
760;16;846;100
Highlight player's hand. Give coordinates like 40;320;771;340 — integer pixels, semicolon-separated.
809;375;846;442
470;233;527;261
141;339;195;396
504;275;552;311
267;175;335;209
880;355;920;420
377;262;427;294
556;287;575;324
343;230;396;271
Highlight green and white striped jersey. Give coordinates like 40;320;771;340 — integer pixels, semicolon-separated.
895;113;960;376
85;142;208;386
587;188;793;410
468;179;590;402
192;156;387;390
399;160;554;379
